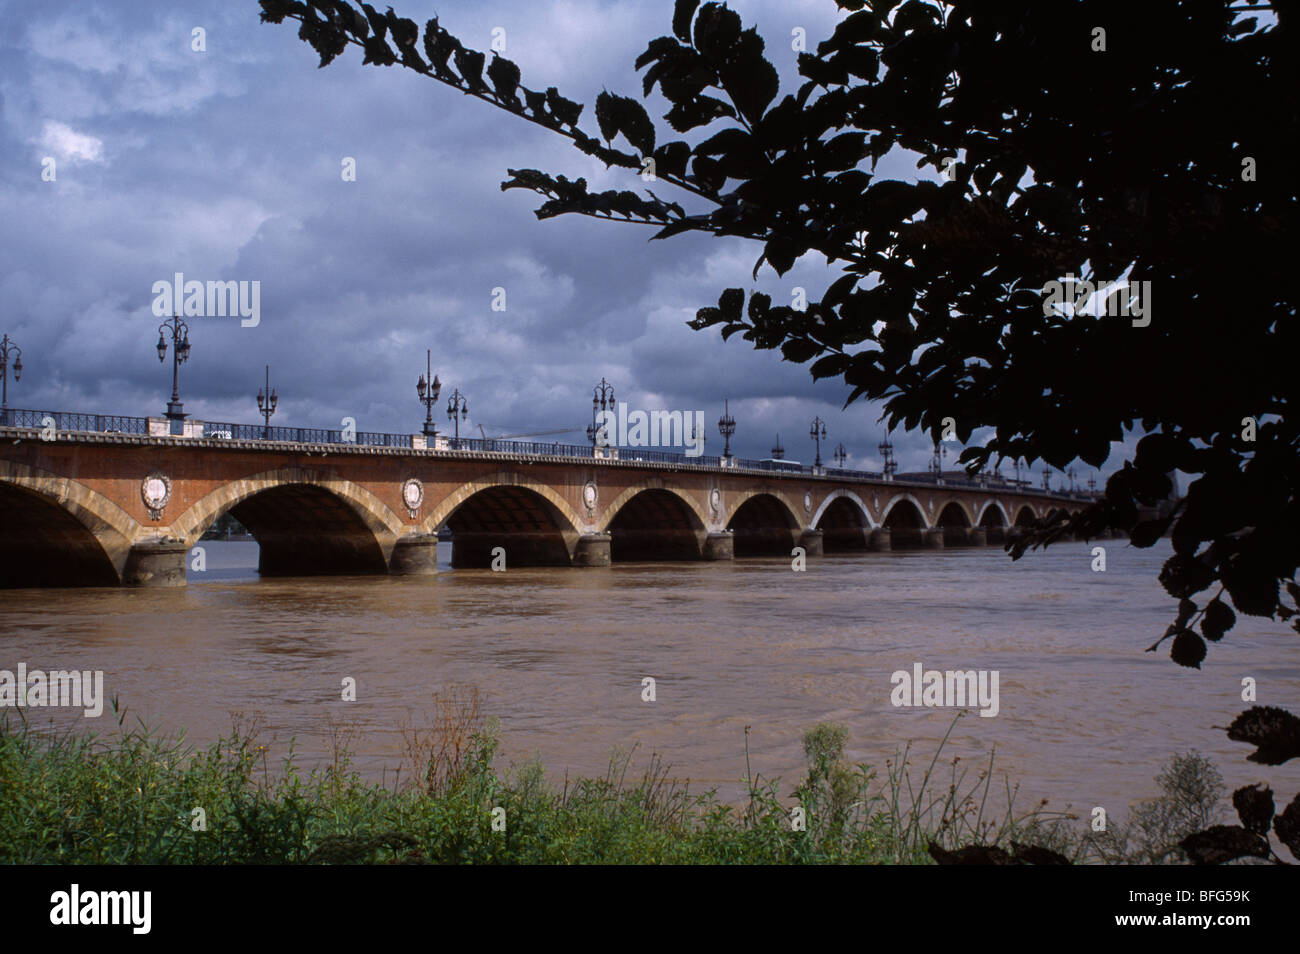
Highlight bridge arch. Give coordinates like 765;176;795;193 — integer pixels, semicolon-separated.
0;461;136;586
423;472;583;537
975;499;1010;545
881;493;930;549
936;499;975;546
423;472;583;567
722;487;803;529
172;466;404;576
812;489;874;552
881;493;931;529
601;482;708;562
810;489;876;530
976;499;1010;527
598;481;709;535
1013;504;1038;527
936;499;975;527
725;489;802;557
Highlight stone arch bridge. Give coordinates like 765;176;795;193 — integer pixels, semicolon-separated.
0;423;1092;587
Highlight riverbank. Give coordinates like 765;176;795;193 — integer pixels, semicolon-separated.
0;706;1227;864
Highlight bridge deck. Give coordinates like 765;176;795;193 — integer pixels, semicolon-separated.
0;410;1101;588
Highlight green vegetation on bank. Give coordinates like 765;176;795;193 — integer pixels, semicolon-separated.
0;702;1230;865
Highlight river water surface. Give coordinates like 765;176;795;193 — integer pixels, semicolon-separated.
3;539;1298;819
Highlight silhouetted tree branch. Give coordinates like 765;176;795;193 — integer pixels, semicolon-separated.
262;0;1299;671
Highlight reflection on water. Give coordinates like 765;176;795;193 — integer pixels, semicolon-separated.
3;539;1298;815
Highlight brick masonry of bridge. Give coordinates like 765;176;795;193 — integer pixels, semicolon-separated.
0;427;1101;587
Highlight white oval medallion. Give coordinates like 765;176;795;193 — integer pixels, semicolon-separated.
402;478;424;511
141;473;172;518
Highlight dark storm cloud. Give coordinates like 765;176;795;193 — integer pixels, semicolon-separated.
0;0;1118;482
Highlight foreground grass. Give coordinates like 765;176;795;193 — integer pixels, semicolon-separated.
0;703;1218;864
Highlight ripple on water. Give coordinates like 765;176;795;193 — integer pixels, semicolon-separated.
2;539;1297;817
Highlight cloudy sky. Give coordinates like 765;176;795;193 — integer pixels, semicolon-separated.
1;0;1117;484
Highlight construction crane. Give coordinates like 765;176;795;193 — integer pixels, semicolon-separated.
477;424;584;441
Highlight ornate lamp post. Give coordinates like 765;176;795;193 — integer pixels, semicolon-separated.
446;387;468;446
256;365;278;438
833;442;848;468
1088;473;1097;493
416;350;441;438
156;314;191;422
878;435;896;478
1067;466;1078;492
586;377;615;447
1042;465;1052;491
928;441;947;479
771;435;785;460
810;417;827;468
0;334;21;425
718;399;735;458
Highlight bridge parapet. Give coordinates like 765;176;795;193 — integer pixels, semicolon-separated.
0;410;1101;504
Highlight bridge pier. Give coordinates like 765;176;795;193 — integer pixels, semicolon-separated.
967;527;988;547
573;532;612;567
798;529;824;556
390;534;440;575
122;540;188;587
703;531;734;560
923;528;945;549
869;528;892;551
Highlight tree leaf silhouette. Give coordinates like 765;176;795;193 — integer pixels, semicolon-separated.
1179;826;1269;865
1226;706;1300;765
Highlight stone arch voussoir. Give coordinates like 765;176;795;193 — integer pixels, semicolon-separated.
421;471;584;538
881;492;932;529
171;466;405;559
976;499;1011;527
598;479;710;533
0;459;139;578
935;497;976;527
810;488;875;529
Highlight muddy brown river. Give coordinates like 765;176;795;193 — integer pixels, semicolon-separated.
3;538;1297;820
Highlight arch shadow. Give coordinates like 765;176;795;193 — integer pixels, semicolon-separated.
727;491;802;556
813;491;874;552
605;487;707;562
882;494;930;549
173;467;403;577
0;461;137;587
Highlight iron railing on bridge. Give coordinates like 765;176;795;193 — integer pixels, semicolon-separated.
0;408;150;435
445;436;594;457
0;405;1099;500
202;422;412;448
606;448;723;467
